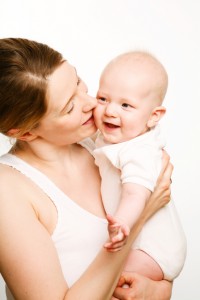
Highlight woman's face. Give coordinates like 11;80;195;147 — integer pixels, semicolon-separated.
33;61;97;145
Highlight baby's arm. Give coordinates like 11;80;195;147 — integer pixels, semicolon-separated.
105;183;151;252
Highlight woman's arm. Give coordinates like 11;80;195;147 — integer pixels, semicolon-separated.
0;152;172;300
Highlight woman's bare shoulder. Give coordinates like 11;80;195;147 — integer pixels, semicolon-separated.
0;164;31;208
0;163;27;186
0;163;41;208
0;163;57;232
0;163;19;188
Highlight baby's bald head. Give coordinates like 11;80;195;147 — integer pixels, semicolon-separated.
101;51;168;106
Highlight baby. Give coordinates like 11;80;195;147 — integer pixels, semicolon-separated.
93;51;186;281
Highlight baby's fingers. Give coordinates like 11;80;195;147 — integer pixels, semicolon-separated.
112;231;126;243
104;239;127;252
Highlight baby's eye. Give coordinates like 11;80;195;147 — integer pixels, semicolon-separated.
122;103;131;108
98;97;107;103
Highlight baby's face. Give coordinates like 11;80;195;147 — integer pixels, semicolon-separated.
94;61;157;144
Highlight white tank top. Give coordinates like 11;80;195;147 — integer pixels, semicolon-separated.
0;138;108;299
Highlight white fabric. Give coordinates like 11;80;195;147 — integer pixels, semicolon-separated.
94;126;165;213
0;138;108;299
94;126;187;280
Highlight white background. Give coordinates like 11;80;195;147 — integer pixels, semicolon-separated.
0;1;200;299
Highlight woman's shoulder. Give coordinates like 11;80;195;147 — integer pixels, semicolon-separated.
0;163;29;201
0;158;54;228
0;161;18;185
0;157;43;207
0;163;34;221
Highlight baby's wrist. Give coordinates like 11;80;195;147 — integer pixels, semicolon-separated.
114;215;129;228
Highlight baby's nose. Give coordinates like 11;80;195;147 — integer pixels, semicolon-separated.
105;103;118;117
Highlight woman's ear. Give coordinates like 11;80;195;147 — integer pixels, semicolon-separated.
147;106;166;128
7;129;37;141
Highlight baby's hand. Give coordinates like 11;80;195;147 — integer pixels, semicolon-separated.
104;214;130;252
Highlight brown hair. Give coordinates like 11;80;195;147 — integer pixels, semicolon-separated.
0;38;63;137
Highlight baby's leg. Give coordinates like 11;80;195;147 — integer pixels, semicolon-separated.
124;249;164;281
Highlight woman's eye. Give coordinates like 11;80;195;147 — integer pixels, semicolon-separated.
66;100;74;114
77;77;81;85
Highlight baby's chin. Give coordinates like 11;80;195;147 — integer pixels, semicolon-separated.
103;134;123;144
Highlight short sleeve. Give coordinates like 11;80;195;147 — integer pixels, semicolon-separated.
118;144;162;191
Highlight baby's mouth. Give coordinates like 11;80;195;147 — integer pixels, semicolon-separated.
104;122;119;129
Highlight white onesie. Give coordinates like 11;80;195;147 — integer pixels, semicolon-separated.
93;126;187;280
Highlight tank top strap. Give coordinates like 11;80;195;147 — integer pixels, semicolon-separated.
0;153;68;206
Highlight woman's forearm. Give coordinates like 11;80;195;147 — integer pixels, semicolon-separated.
65;194;170;299
65;215;147;300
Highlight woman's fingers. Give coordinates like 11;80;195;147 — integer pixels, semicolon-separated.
158;151;173;185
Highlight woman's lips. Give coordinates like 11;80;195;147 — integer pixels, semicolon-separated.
83;116;94;125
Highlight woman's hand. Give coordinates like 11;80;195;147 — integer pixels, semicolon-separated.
154;150;173;207
141;151;173;222
112;272;172;300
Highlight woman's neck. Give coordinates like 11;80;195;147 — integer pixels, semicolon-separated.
10;138;105;218
10;139;79;168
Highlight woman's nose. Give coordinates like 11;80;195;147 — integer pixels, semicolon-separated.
82;94;97;112
79;80;97;112
105;103;118;117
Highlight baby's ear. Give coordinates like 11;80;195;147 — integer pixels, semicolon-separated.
7;129;37;141
147;106;166;128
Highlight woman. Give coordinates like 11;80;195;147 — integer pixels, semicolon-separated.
0;38;173;300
